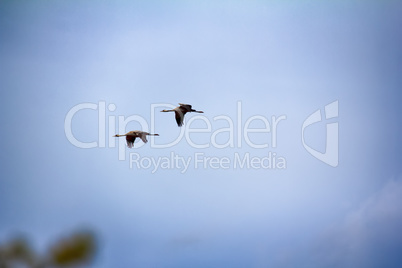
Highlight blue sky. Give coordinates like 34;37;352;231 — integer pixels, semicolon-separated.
1;1;402;267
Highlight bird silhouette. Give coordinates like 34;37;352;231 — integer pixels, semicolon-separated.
161;103;204;127
113;131;159;148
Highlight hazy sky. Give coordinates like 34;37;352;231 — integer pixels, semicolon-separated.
1;1;401;267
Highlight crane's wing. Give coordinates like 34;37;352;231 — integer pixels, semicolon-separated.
126;136;136;148
178;103;192;110
140;133;148;143
175;110;184;127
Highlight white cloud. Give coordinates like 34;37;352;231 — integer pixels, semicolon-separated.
311;177;402;268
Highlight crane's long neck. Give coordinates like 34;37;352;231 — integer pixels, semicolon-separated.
191;109;204;113
148;133;159;136
114;134;127;137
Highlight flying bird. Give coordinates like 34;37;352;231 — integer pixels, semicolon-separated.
161;103;204;127
113;131;159;148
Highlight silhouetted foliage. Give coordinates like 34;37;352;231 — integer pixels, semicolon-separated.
49;231;96;267
0;230;96;268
